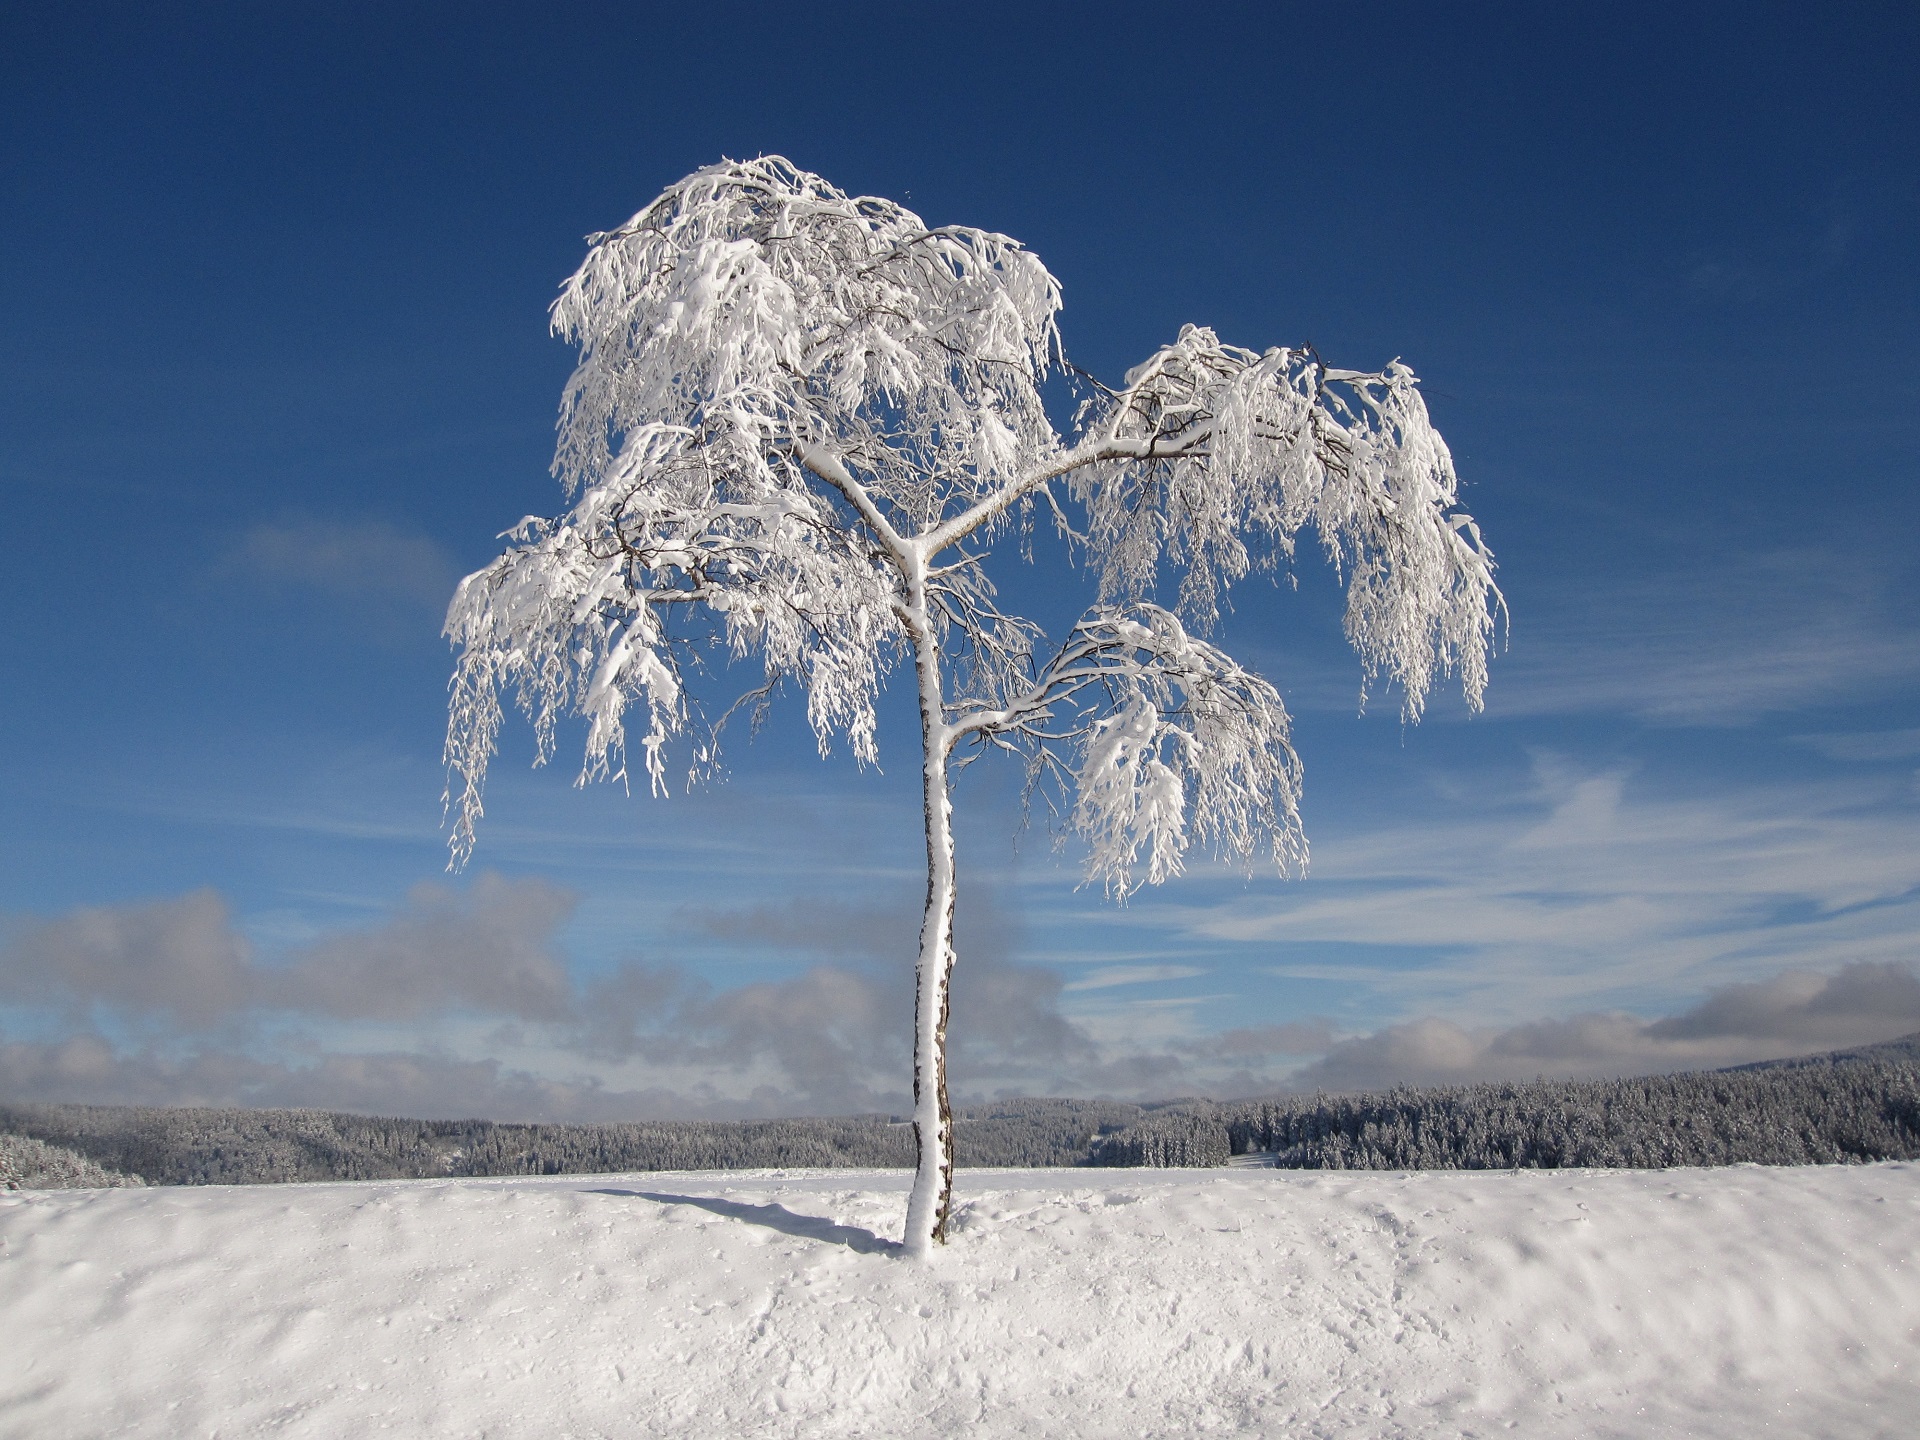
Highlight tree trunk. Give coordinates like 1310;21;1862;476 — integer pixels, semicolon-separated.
901;573;957;1259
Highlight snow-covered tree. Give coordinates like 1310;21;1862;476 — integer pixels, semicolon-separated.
444;157;1501;1257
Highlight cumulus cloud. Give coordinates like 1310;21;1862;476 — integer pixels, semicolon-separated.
574;960;908;1114
1288;961;1920;1092
1192;1021;1338;1060
0;876;576;1029
586;892;1098;1113
271;875;576;1022
1644;961;1920;1046
0;889;254;1027
0;885;1112;1118
6;879;1914;1119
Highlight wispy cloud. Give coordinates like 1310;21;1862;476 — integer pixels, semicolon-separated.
1486;548;1920;725
1793;728;1920;762
228;516;457;621
1157;753;1920;1026
1681;176;1903;306
1064;965;1208;992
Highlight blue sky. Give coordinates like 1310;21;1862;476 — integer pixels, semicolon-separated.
3;2;1917;1119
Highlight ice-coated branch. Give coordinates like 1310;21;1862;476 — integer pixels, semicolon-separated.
918;426;1207;557
441;424;904;869
957;604;1306;896
1071;325;1502;719
548;156;1066;540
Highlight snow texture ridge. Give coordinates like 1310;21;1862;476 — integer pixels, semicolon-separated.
1;1164;1913;1437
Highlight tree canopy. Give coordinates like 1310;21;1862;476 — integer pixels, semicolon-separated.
445;157;1498;893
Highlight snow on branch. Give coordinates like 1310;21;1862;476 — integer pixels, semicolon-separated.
444;158;1088;867
547;155;1066;536
1072;325;1502;719
957;604;1306;897
441;422;902;869
446;155;1504;1258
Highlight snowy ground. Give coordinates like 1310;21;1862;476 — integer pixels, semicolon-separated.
2;1164;1915;1438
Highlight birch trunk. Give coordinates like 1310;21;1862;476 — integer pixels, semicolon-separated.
901;568;957;1258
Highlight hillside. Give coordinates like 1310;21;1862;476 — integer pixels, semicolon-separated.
0;1096;1146;1187
1096;1033;1920;1168
2;1162;1914;1437
4;1034;1917;1187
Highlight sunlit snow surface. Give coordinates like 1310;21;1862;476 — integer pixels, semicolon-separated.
3;1165;1915;1437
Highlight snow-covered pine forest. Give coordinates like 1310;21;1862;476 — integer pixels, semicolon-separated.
7;1033;1916;1188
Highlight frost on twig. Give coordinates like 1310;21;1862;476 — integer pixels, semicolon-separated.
1074;324;1502;718
953;604;1304;896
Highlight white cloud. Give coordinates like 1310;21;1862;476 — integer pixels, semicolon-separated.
0;875;579;1029
1793;728;1920;762
0;1033;698;1123
0;890;254;1027
1063;965;1208;992
6;750;1916;1119
1290;962;1920;1092
0;884;1098;1117
230;516;457;617
272;874;577;1022
1156;753;1920;1026
1484;547;1920;725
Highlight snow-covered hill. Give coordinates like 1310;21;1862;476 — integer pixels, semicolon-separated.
3;1164;1915;1438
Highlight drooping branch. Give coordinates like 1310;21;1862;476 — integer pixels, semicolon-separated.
442;424;908;869
954;604;1306;896
1067;325;1503;718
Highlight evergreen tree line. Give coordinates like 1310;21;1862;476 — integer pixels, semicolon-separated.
1090;1035;1920;1169
0;1097;1146;1187
0;1130;146;1190
4;1034;1914;1186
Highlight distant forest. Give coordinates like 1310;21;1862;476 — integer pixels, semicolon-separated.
0;1097;1144;1188
5;1034;1916;1188
1091;1035;1920;1169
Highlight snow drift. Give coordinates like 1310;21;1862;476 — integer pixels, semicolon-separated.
3;1163;1914;1437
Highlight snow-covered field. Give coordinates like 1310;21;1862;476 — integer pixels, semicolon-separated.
3;1164;1915;1438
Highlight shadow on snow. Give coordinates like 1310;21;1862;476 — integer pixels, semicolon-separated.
588;1188;898;1255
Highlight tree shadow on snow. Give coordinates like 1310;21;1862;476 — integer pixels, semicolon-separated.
588;1189;898;1255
